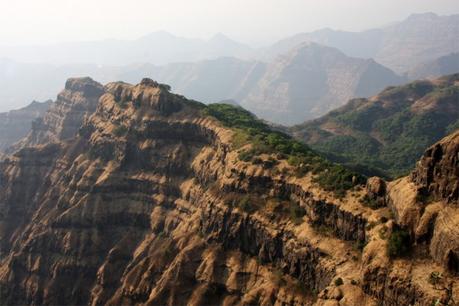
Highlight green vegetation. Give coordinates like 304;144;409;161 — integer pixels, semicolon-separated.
428;271;443;285
289;202;306;225
113;125;128;137
354;239;367;252
388;227;411;258
87;144;115;162
237;195;257;213
415;190;435;204
334;277;344;286
223;193;264;214
203;103;365;196
294;76;459;179
360;194;383;210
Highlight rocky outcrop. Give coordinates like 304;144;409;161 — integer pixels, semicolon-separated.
9;77;104;152
384;130;459;285
0;78;457;306
0;100;52;152
411;130;459;203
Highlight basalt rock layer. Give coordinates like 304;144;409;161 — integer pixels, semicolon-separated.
0;78;457;306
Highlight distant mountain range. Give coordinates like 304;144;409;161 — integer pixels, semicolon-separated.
0;13;458;124
291;73;459;178
407;52;459;80
0;100;52;151
0;32;253;66
238;43;404;124
262;13;459;73
0;43;404;125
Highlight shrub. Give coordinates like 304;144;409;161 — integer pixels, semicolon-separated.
203;103;366;195
237;195;256;213
271;268;285;286
238;150;255;162
428;271;442;285
388;227;411;258
87;144;115;161
262;157;277;169
360;194;382;209
289;202;306;225
354;240;367;252
113;125;128;137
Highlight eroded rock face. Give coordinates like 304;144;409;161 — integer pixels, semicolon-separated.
9;77;104;152
0;78;457;306
411;130;459;204
385;130;459;280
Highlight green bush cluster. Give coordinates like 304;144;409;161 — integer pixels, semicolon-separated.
204;103;365;196
304;80;459;179
360;194;382;209
388;227;411;258
289;202;306;225
334;277;344;286
238;195;255;213
113;125;128;137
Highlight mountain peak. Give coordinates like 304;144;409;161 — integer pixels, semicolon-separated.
138;30;178;41
64;77;104;97
406;12;439;20
209;33;232;41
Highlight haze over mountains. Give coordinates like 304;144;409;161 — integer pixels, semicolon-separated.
262;12;459;73
1;12;458;125
0;31;253;66
1;3;459;305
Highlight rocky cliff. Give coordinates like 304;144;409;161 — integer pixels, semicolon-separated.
0;77;457;306
0;100;52;152
383;130;459;302
9;77;105;152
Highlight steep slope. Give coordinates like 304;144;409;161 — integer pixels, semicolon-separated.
264;13;459;73
291;74;459;178
0;100;52;152
9;77;105;152
407;52;459;80
1;77;458;306
240;43;404;125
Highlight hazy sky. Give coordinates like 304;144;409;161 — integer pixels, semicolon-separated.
0;0;458;46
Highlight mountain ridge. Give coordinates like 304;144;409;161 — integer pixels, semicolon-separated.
262;13;459;73
0;77;458;305
291;73;459;178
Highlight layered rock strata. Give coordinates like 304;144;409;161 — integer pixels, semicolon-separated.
0;78;457;306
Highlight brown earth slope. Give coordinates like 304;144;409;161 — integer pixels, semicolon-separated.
0;78;457;306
